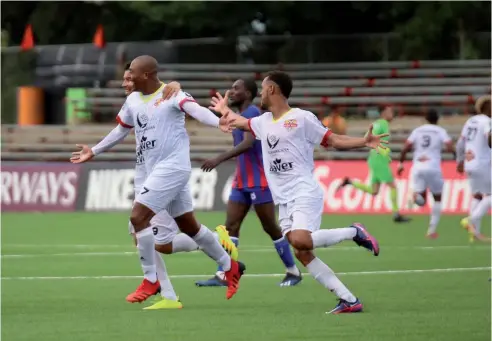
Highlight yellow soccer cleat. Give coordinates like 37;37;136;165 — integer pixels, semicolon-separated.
143;297;183;310
460;217;475;243
215;225;239;261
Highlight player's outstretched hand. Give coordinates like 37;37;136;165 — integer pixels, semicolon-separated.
201;158;221;172
209;91;231;116
70;144;95;163
162;81;181;100
364;124;389;150
219;111;234;133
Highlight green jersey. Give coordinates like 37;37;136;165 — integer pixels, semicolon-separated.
368;119;390;163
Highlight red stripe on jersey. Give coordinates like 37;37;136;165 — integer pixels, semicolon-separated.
253;150;268;188
320;130;333;148
404;140;413;148
234;164;244;189
247;119;256;138
116;115;133;129
178;98;197;113
244;153;255;188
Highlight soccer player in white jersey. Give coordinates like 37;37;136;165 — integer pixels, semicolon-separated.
71;55;245;303
396;110;454;238
456;95;491;242
209;71;386;314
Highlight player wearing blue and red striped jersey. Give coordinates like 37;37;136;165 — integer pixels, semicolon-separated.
196;79;302;287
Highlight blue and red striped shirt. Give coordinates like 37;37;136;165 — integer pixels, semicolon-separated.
232;105;268;189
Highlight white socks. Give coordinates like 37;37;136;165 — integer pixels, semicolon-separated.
192;225;231;271
136;228;157;283
470;196;491;234
428;202;442;234
312;228;357;248
306;257;356;303
172;233;199;253
155;251;177;300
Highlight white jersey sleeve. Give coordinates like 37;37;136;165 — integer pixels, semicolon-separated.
406;129;417;145
116;94;137;128
248;115;265;140
172;90;197;113
441;128;452;144
304;112;332;147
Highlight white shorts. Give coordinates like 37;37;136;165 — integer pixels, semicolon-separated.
278;197;324;235
135;166;193;218
466;167;492;195
128;206;179;245
411;167;444;194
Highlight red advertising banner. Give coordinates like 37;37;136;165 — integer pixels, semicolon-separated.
314;160;477;215
1;163;81;212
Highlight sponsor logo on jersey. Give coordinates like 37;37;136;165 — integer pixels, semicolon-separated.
266;134;280;149
136;113;149;129
139;136;157;151
269;158;294;173
135;147;145;165
283;119;298;131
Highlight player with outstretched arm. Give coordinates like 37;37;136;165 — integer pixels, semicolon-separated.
209;71;386;314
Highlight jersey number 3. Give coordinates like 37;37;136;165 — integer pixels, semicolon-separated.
421;135;431;148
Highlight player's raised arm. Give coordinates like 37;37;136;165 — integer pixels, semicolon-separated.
304;113;388;150
70;100;135;163
201;132;255;172
397;131;415;175
175;90;232;133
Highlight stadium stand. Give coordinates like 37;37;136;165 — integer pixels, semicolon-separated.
2;59;489;161
1;116;468;162
91;59;490;119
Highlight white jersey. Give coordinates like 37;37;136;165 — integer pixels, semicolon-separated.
407;124;451;170
459;114;492;171
134;140;146;193
248;108;330;204
117;85;196;174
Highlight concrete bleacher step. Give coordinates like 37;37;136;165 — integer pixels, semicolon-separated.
89;84;490;98
106;76;492;90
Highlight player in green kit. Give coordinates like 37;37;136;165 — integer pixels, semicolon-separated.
338;105;410;222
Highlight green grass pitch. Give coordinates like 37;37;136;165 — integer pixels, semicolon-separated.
2;212;491;341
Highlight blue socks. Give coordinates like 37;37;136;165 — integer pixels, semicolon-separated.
217;236;298;274
273;237;296;269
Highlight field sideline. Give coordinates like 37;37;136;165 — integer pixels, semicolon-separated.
2;212;491;341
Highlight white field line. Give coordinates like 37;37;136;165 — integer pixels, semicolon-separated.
1;245;490;259
1;267;490;281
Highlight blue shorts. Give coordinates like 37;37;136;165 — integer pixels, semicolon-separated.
229;187;273;206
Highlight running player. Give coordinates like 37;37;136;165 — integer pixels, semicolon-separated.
337;105;410;222
456;95;491;242
210;71;383;314
71;55;245;302
196;78;302;288
396;110;454;238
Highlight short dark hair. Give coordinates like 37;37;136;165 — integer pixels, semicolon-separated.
241;78;258;99
426;109;439;124
267;71;293;98
124;62;131;70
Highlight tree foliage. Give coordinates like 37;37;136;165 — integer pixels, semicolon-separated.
1;1;490;59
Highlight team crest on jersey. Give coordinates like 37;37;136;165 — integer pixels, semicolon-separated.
283;119;298;131
136;113;149;128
